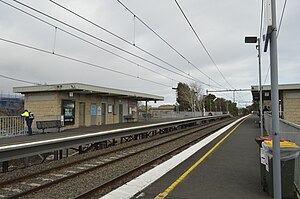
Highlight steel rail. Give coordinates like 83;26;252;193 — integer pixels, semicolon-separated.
75;119;235;198
2;119;233;198
0;117;227;185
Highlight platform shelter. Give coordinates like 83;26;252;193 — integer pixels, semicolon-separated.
13;83;163;130
251;83;300;125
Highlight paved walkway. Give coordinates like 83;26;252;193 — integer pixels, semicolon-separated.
138;115;272;199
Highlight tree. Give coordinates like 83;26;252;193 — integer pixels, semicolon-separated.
176;82;204;112
176;82;192;111
203;94;216;112
227;101;238;116
190;82;204;112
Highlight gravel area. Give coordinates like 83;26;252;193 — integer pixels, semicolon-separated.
18;119;233;199
0;118;235;199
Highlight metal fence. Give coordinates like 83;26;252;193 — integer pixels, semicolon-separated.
0;116;26;137
139;111;224;120
264;113;300;193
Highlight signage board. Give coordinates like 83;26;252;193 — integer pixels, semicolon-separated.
62;100;75;125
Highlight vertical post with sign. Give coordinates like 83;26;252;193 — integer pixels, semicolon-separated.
264;0;281;198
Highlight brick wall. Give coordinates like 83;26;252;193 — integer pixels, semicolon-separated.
24;91;139;129
283;91;300;125
24;92;60;128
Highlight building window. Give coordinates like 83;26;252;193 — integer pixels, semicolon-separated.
108;104;113;113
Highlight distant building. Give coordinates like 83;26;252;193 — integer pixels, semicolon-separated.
149;105;176;118
251;83;300;125
13;83;163;129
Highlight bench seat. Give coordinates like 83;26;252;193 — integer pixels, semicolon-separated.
36;120;62;133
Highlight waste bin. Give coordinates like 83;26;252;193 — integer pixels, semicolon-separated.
254;136;287;188
262;140;300;199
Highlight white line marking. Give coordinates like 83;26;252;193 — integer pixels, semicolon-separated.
2;188;22;193
101;116;248;199
65;170;77;174
76;167;87;170
50;173;67;177
83;164;97;167
20;182;41;187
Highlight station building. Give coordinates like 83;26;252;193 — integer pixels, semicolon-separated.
13;83;163;129
251;83;300;125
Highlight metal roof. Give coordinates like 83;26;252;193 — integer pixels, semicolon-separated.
251;83;300;92
13;83;164;101
251;83;300;101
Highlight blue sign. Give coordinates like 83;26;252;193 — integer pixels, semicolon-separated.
91;104;97;116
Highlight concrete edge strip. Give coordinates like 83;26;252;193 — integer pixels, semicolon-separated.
155;116;247;198
101;115;249;199
0;115;223;150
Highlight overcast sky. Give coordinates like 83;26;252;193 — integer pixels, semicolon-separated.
0;0;299;107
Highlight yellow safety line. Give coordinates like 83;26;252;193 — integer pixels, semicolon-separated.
155;118;247;199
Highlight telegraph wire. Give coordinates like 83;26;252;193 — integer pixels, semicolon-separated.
0;74;39;85
174;0;235;89
7;0;221;89
115;0;226;89
277;0;287;38
0;0;196;87
46;0;200;84
262;0;288;85
0;37;171;88
50;0;225;89
10;0;191;80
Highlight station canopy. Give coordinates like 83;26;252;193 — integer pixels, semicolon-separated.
13;83;164;102
251;83;300;101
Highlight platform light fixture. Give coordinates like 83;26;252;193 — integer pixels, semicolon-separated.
245;36;263;137
244;36;258;43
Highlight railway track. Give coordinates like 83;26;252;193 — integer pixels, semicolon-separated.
0;118;235;199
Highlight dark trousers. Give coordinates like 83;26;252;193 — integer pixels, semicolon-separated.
25;119;33;135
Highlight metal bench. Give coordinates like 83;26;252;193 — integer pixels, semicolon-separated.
36;120;62;133
124;114;136;122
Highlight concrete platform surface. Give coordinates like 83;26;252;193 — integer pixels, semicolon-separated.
134;115;272;199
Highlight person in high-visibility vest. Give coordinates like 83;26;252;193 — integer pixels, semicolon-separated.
21;110;34;135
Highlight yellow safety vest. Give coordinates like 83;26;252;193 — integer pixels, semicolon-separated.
21;111;30;117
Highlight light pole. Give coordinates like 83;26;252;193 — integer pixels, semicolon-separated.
245;36;263;137
269;0;282;197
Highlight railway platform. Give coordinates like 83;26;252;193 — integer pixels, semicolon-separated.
0;118;181;146
103;115;272;199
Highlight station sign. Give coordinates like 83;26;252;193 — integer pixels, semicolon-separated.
62;100;75;125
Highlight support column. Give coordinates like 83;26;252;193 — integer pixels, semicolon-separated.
270;0;281;198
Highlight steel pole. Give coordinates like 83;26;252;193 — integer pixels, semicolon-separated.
270;0;281;198
258;39;264;136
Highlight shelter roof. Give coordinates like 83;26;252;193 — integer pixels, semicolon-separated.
13;83;164;102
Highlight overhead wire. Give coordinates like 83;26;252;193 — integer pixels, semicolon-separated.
7;0;222;89
115;0;226;90
262;0;288;85
0;0;198;88
50;0;225;90
0;37;171;88
174;0;235;90
0;74;39;85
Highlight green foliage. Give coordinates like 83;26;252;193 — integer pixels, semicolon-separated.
176;82;192;111
175;82;238;115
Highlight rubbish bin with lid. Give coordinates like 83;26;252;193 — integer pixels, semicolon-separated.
255;136;287;189
262;140;300;199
